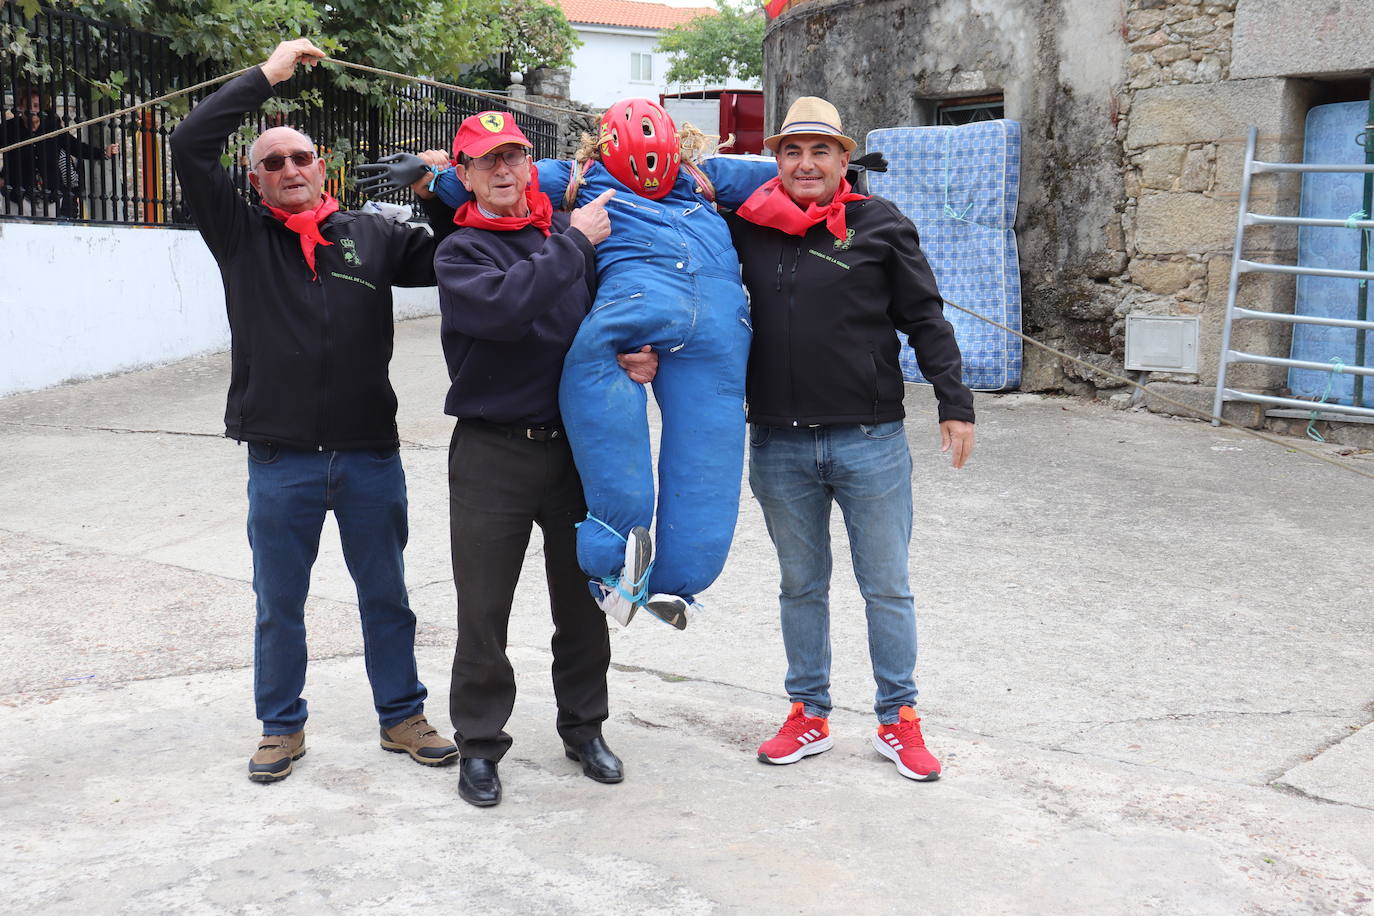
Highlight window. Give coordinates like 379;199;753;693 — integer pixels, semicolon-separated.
631;52;653;83
936;94;1005;125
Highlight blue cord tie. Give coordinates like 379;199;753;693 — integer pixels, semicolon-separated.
578;514;652;604
1306;357;1346;442
941;129;975;223
426;165;440;193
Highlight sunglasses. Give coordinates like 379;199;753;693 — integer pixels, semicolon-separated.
255;151;317;171
468;148;528;170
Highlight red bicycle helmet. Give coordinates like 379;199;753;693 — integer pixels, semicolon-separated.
597;98;680;199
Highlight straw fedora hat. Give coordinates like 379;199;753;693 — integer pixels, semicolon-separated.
764;96;857;152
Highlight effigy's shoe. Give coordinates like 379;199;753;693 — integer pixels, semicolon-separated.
590;579;636;627
642;593;694;630
589;526;652;627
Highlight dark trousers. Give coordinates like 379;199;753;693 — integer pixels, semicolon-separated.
447;421;611;761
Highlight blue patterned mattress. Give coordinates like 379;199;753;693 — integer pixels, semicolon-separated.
1290;100;1372;407
866;120;1022;390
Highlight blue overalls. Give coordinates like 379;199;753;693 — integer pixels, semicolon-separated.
435;156;776;601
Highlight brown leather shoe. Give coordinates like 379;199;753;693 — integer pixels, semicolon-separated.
380;714;459;766
248;731;306;783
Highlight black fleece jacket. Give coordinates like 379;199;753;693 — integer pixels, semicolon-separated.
170;67;451;450
434;216;597;425
726;196;975;427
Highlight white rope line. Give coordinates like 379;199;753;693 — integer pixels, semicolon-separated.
938;297;1374;482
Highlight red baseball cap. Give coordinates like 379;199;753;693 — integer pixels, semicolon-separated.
452;111;533;160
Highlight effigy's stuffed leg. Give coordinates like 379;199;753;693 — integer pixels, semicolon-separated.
646;273;752;615
559;284;661;614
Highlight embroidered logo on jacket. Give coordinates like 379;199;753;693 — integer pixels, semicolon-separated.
339;237;362;266
833;228;855;251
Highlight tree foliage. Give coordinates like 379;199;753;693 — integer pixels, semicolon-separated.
68;0;507;89
3;0;577;96
655;0;763;86
460;0;581;90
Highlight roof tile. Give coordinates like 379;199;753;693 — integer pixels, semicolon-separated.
558;0;716;30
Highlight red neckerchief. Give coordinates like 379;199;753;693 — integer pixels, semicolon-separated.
266;193;340;280
451;168;553;237
736;176;867;240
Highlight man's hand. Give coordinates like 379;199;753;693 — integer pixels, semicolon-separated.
411;149;449;199
261;39;326;86
103;143;119;158
570;188;615;244
617;346;658;384
940;419;975;469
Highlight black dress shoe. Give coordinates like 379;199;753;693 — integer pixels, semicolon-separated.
564;736;624;784
458;757;501;807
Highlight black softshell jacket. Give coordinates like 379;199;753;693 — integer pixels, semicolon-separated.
170;68;443;450
727;196;975;427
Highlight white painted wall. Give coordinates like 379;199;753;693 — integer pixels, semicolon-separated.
0;221;438;397
568;27;671;108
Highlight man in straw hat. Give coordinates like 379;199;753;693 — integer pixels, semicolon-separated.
725;96;976;782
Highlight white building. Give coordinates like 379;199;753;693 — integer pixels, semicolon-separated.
556;0;715;108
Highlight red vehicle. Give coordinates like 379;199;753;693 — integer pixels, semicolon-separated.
659;90;765;155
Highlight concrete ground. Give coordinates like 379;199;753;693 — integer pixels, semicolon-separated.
2;316;1373;915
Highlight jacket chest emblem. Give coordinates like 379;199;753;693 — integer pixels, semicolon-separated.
833;228;855;251
339;237;362;266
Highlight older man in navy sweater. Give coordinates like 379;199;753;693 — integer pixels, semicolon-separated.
433;111;655;807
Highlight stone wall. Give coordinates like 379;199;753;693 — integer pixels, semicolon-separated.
765;0;1367;425
1118;1;1309;409
764;0;1131;398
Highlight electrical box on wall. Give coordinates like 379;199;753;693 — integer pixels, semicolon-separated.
1125;315;1200;373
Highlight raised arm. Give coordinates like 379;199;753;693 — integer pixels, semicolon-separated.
169;39;325;261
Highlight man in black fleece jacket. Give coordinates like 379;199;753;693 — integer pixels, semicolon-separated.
433;111;656;807
170;39;459;783
728;97;975;783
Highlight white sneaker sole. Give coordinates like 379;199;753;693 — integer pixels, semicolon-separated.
758;735;833;765
871;733;941;781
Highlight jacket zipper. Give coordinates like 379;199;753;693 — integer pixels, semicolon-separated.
317;270;330;450
785;237;803;426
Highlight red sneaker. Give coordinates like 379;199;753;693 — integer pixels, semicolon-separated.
757;702;832;765
872;706;941;781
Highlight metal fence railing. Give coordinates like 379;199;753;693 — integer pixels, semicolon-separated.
1;5;558;226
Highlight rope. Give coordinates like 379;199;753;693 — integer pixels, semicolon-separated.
1304;357;1346;442
0;56;593;158
937;296;1374;483
941;130;974;222
0;66;252;156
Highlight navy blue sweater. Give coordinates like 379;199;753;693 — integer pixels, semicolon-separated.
434;214;597;425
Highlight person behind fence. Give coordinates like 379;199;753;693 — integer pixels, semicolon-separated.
1;87;119;218
428;112;659;808
429;100;778;632
726;97;975;782
169;38;460;783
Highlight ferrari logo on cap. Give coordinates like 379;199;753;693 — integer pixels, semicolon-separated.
480;113;506;133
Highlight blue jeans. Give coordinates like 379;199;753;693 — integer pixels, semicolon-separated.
246;443;427;734
748;421;918;723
